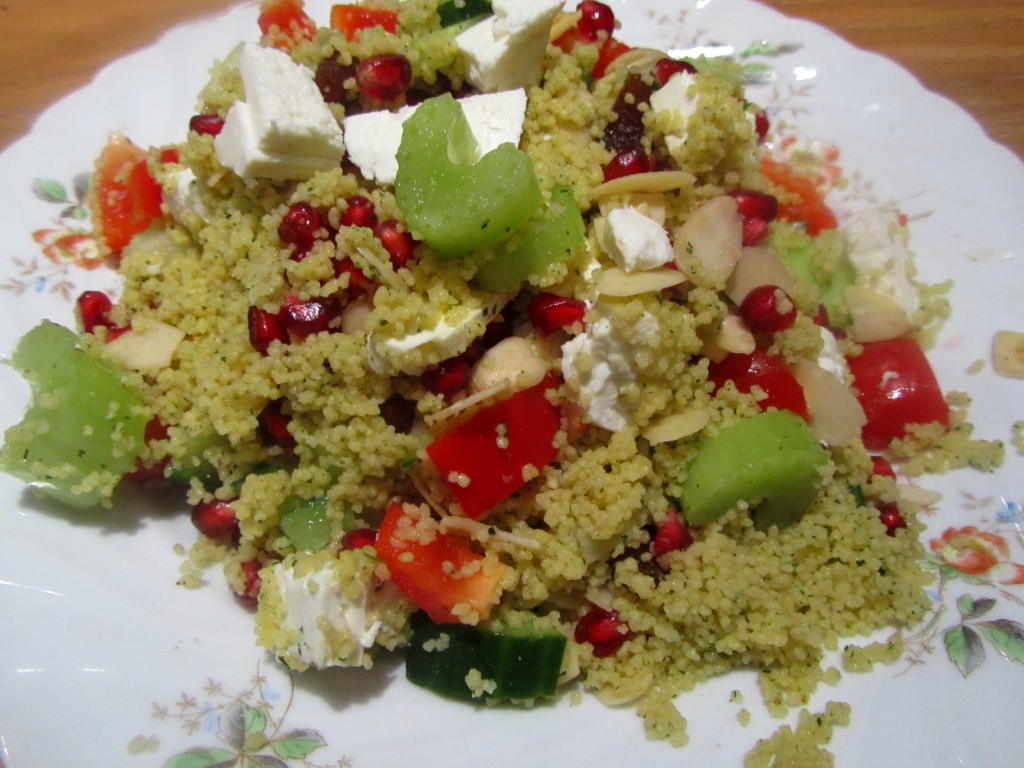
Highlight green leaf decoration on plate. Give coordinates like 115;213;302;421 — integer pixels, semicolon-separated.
163;747;237;768
944;624;985;677
977;619;1024;664
32;178;70;204
270;731;327;760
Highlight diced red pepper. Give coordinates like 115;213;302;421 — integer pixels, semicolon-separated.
759;156;837;236
846;337;949;451
90;135;164;256
593;38;631;80
425;377;562;519
707;350;809;421
375;501;504;624
553;24;630;81
330;4;399;40
258;0;317;50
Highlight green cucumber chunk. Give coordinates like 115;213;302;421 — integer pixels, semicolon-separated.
395;93;543;258
0;321;148;508
474;185;586;292
678;410;827;530
437;0;492;27
278;495;332;551
406;612;567;701
166;432;226;490
777;241;855;324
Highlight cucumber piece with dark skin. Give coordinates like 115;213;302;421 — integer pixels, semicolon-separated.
436;0;492;27
406;612;567;701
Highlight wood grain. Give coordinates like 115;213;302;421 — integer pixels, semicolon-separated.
1;0;1021;158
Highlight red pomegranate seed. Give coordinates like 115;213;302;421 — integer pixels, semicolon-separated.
421;356;471;399
374;219;416;269
334;256;375;295
603;146;649;182
248;306;289;355
871;455;897;479
340;195;378;228
124;417;171;484
159;147;181;164
278;202;323;254
650;510;693;557
732;191;778;222
528;292;586;335
77;290;115;333
577;0;615;42
654;57;697;86
742;216;771;246
191;498;239;540
280;295;332;338
574;607;630;658
189;113;225;136
878;503;907;536
739;284;798;334
257;400;296;448
341;527;378;551
355;54;411;101
239;560;262;601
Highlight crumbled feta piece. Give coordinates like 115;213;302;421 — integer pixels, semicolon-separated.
164;168;212;225
343;89;528;185
845;208;919;316
649;71;699;158
262;552;383;670
601;207;674;272
367;294;511;376
816;326;848;380
214;44;345;181
561;304;660;431
455;0;561;93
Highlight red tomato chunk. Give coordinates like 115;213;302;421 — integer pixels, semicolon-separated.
846;337;949;451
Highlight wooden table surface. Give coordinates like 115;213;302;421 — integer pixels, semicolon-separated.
1;0;1022;158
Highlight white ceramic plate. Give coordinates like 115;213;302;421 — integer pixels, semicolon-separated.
1;2;1022;766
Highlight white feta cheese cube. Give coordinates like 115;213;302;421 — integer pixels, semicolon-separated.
649;71;699;158
601;207;674;272
164;168;212;225
845;208;919;317
214;43;345;181
455;0;561;93
239;44;345;157
262;552;385;670
367;294;511;376
561;304;661;431
816;326;849;380
343;90;528;185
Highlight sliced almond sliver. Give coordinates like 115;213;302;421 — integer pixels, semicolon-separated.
641;406;710;444
597;266;686;297
992;330;1024;378
844;285;912;343
593;170;696;199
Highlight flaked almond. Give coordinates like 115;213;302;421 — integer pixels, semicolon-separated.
992;330;1024;378
673;196;743;288
724;246;797;306
790;358;866;445
641;406;710;444
597;266;686;296
845;285;912;342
